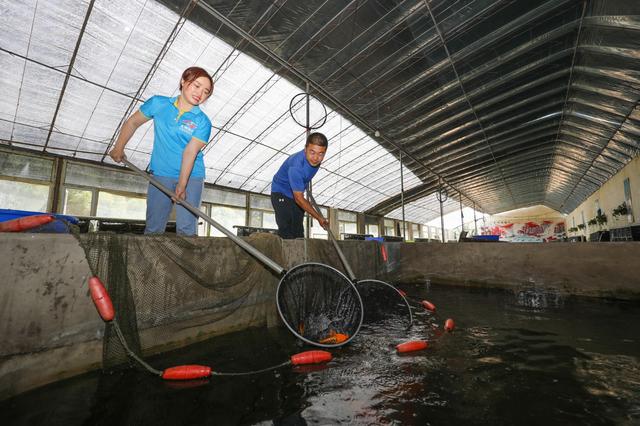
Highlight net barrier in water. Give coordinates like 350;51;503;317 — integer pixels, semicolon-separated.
74;231;284;371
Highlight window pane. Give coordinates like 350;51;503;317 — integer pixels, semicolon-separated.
202;188;245;207
366;224;379;237
312;228;328;239
64;188;92;216
65;162;147;194
198;205;209;236
96;191;146;219
250;194;273;210
0;150;53;181
0;179;49;211
263;212;277;229
210;205;246;236
338;210;357;221
249;210;262;227
340;221;357;234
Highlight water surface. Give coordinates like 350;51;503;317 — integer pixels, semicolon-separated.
2;283;639;425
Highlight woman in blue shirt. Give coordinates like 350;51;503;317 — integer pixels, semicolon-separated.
109;67;213;236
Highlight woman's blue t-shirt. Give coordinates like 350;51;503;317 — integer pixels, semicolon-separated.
271;150;320;198
140;95;212;178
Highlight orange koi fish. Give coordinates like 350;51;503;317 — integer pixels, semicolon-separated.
319;332;349;344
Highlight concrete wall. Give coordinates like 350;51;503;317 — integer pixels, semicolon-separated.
1;233;639;399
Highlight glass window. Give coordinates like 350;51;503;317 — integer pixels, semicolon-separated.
0;150;53;181
198;205;209;237
250;194;273;210
624;178;631;202
311;224;328;239
210;205;246;237
249;210;263;227
202;187;246;207
340;221;357;235
337;210;357;222
263;211;277;229
384;218;395;236
412;223;420;240
96;191;146;219
0;179;50;211
65;162;147;194
366;223;379;237
63;188;93;216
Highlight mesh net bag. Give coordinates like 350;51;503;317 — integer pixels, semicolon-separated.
355;279;413;328
276;263;363;347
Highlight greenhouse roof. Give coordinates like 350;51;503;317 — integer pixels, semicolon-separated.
1;0;639;223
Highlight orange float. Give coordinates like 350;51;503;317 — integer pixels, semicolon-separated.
290;350;332;365
396;340;428;353
0;215;54;232
88;276;115;321
162;365;212;380
421;300;436;312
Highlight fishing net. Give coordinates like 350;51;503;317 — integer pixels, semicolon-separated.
72;232;282;370
276;263;363;347
355;279;413;328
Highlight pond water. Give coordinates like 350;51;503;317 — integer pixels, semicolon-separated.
2;283;639;425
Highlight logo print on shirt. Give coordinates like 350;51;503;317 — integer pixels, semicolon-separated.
180;119;197;135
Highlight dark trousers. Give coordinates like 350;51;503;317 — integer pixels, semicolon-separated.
271;192;304;239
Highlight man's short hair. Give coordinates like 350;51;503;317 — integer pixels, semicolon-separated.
306;132;328;147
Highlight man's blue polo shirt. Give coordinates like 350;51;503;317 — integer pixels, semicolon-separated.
271;150;320;198
140;95;212;178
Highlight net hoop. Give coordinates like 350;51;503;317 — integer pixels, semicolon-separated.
276;262;364;348
355;279;414;327
289;93;328;130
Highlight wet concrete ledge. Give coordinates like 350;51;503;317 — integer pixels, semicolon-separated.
1;233;639;399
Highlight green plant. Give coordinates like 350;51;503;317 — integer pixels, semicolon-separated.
568;227;578;233
577;223;585;230
612;202;629;217
588;218;597;226
596;212;607;225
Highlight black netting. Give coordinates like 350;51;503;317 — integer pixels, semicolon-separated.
355;279;413;328
276;263;363;347
72;232;280;371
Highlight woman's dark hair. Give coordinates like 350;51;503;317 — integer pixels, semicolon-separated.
179;67;213;92
306;132;328;147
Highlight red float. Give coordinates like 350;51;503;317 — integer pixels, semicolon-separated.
421;300;436;312
290;350;332;365
162;365;212;380
0;215;54;232
444;318;455;332
396;340;428;353
380;244;388;262
88;276;115;322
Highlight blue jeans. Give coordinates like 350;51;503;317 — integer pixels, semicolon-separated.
145;175;204;236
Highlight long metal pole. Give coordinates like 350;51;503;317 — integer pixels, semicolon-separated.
305;81;311;239
460;193;464;233
440;198;445;243
473;202;478;235
307;192;356;282
122;158;285;275
400;151;406;240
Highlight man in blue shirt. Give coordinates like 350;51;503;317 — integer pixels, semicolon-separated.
271;133;329;239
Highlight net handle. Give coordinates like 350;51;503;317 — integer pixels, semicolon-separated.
307;192;357;282
122;158;285;276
